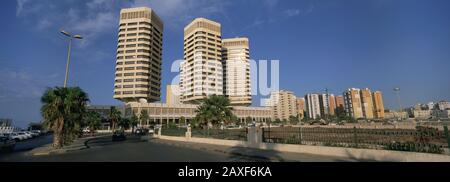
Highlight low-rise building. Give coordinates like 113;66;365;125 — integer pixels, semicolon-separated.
412;110;432;119
124;102;271;127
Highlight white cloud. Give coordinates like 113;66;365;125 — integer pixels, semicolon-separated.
283;4;315;17
0;69;60;101
263;0;279;9
129;0;229;28
284;9;300;17
37;19;53;30
16;0;30;16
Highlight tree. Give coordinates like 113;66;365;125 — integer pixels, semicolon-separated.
245;116;253;124
118;118;130;130
180;116;186;126
139;109;149;127
41;87;89;148
129;113;139;133
109;106;121;132
194;95;235;129
289;115;299;124
85;111;102;136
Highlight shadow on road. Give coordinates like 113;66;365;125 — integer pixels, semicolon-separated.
84;134;145;149
226;144;286;162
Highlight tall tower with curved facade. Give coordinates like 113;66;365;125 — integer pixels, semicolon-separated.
114;7;163;103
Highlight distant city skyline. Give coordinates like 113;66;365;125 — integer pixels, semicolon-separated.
1;0;450;127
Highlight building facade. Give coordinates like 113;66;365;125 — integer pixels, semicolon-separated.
319;94;330;117
266;90;298;121
372;91;385;119
124;102;271;126
296;98;305;119
114;7;163;103
335;95;344;108
166;85;181;106
328;94;336;116
360;88;374;119
180;18;223;103
305;93;321;119
344;88;364;119
222;37;251;106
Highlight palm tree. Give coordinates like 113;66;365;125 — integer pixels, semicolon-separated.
41;87;89;148
139;109;149;127
194;95;235;129
85;111;102;136
109;106;121;132
129;113;139;133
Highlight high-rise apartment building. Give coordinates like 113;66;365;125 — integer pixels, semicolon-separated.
266;90;298;121
335;95;344;108
114;7;163;103
372;91;385;118
166;85;181;106
305;93;321;119
180;18;223;103
328;94;336;116
319;94;330;117
360;88;374;119
222;37;251;106
296;98;305;119
344;88;364;119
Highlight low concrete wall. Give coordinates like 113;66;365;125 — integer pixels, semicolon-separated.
158;135;450;162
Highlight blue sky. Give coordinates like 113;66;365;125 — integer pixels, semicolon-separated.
1;0;450;128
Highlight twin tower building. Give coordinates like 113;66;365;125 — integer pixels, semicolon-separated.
113;7;251;106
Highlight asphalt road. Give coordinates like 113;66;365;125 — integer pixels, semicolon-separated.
0;135;272;162
1;135;360;162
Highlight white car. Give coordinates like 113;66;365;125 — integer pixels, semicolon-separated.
25;131;35;138
11;133;26;141
30;131;40;137
18;132;31;139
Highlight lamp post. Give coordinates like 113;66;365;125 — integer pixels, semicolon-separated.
393;87;403;121
60;30;83;87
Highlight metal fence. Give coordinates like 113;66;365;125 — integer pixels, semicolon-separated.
191;128;247;141
262;126;450;154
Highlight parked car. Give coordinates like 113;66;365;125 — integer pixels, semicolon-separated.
10;133;23;141
24;131;35;138
0;136;16;152
29;131;40;137
135;128;149;135
112;130;126;141
14;132;29;140
18;132;31;139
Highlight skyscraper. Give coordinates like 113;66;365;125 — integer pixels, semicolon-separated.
344;88;364;119
372;91;385;118
335;95;345;116
305;93;321;119
114;7;163;103
222;37;251;106
180;18;223;103
360;88;374;119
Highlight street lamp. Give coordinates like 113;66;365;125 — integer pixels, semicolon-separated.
60;30;83;87
393;87;403;121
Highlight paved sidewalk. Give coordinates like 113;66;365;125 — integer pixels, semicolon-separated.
150;138;365;162
28;134;111;156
